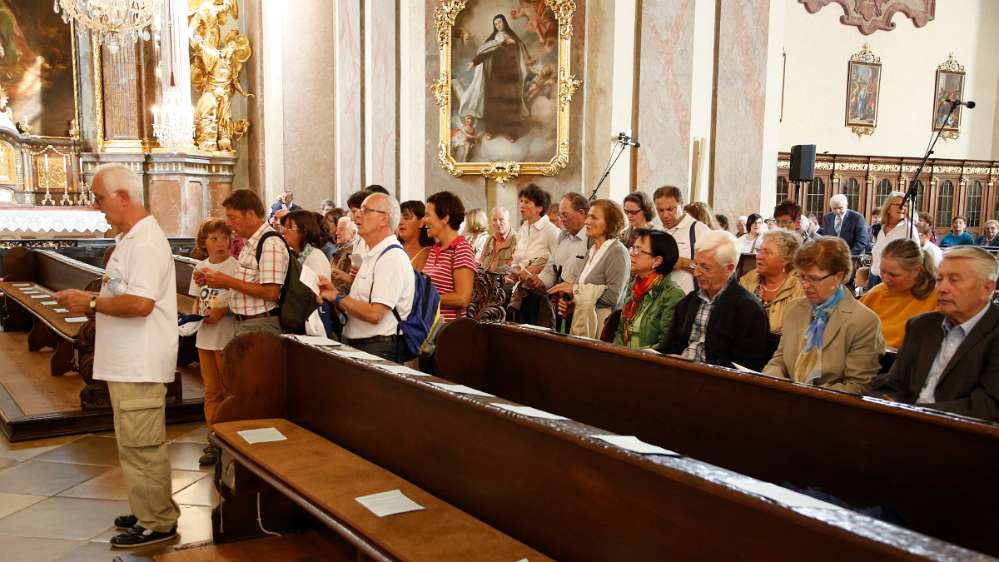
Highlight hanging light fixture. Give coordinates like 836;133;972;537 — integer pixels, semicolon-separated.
53;0;160;54
152;0;193;149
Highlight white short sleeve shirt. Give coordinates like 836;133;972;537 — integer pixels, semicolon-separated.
344;235;415;340
666;213;711;294
94;216;179;383
189;256;239;351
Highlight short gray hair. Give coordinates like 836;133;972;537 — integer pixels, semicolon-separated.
829;194;848;208
93;163;142;203
943;247;999;283
364;193;400;231
490;206;510;219
759;229;801;262
336;215;357;235
694;230;739;266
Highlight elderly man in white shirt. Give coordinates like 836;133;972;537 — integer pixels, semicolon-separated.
653;185;711;294
511;183;559;275
319;193;414;362
57;164;180;548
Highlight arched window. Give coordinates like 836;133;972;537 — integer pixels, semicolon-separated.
936;180;954;227
910;179;925;213
874;179;893;211
842;178;861;212
776;177;789;204
806;179;825;215
965;180;983;227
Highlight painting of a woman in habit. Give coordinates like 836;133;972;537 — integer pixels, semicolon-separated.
457;14;533;143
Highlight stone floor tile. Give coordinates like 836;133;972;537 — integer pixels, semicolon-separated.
0;460;110;496
0;496;129;541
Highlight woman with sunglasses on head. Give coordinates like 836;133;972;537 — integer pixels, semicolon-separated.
620;191;656;248
762;236;884;394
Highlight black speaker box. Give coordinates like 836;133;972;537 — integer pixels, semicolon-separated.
789;145;816;182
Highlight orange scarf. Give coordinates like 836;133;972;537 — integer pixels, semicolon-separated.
622;273;661;344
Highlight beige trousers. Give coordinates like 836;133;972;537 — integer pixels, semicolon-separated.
108;381;180;532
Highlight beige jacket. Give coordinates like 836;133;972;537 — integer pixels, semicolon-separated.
762;291;884;394
739;270;805;334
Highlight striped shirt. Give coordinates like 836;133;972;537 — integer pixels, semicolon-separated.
424;236;479;322
229;222;289;316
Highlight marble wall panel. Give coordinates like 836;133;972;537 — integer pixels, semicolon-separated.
183;179;205;236
635;0;695;193
207;183;232;219
712;2;772;219
336;0;364;203
148;179;182;235
364;0;398;195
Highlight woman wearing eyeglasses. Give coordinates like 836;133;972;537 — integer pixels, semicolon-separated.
869;191;917;290
620;191;656;248
762;236;884;394
613;229;685;349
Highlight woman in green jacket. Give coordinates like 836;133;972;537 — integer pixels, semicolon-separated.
614;229;685;349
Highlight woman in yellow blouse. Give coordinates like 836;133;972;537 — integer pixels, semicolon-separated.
861;238;937;350
739;230;805;335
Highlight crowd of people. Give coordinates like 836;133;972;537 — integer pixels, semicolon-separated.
185;184;999;446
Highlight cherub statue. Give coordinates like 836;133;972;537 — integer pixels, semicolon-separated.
453;115;484;162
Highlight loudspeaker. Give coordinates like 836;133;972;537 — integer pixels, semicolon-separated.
789;144;816;182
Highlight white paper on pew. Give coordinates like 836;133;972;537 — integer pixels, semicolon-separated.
41;301;58;306
729;478;838;510
298;265;321;296
428;382;494;398
64;317;89;323
12;283;32;287
519;324;551;332
330;348;384;362
640;347;662;355
592;434;678;456
379;364;430;377
291;334;340;346
20;289;39;294
237;427;288;444
495;403;568;421
355;489;425;517
53;308;69;313
731;361;760;374
30;295;50;299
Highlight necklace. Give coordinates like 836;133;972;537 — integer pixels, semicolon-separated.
759;276;784;294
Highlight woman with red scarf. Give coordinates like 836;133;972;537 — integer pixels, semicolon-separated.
613;229;685;350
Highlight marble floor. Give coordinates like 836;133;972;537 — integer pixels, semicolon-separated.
0;423;217;562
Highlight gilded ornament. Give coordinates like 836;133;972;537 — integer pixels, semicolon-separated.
481;161;521;183
430;78;450;108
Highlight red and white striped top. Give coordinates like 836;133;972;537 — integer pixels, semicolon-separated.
424;236;479;322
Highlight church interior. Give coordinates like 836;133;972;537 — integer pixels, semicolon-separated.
1;0;999;560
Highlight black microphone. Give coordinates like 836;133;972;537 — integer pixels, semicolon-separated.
617;131;641;148
946;98;976;109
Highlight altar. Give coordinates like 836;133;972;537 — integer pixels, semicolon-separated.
0;207;109;238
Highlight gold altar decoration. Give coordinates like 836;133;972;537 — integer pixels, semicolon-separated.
189;0;253;153
433;0;581;182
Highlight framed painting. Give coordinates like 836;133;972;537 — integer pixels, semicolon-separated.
931;54;965;140
433;0;581;183
844;44;880;137
0;0;80;138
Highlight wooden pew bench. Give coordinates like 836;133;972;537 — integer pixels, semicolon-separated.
434;319;999;558
208;333;979;561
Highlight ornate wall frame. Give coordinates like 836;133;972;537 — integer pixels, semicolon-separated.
432;0;581;183
931;54;964;141
844;44;881;138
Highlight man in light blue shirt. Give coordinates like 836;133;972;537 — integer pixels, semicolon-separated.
872;247;999;421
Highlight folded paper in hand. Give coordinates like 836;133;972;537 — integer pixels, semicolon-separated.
299;266;320;296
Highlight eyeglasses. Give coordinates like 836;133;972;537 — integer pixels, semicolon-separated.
628;246;654;257
360;206;388;216
798;271;836;285
623;209;643;216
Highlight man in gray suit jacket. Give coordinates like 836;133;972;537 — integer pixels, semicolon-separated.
871;247;999;422
818;194;870;255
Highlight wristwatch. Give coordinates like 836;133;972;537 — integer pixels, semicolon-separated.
89;296;98;312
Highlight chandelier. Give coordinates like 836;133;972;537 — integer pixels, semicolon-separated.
53;0;160;53
152;84;194;149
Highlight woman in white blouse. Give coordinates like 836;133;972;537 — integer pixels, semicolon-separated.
869;191;917;289
737;213;766;254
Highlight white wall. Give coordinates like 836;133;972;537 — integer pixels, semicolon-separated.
779;0;999;160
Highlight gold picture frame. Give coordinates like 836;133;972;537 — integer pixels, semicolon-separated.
432;0;581;183
844;44;880;138
931;53;965;141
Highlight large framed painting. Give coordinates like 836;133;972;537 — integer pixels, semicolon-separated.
433;0;581;183
931;54;964;140
0;0;80;138
844;44;880;137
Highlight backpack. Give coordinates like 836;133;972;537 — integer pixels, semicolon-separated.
372;245;443;361
255;231;319;334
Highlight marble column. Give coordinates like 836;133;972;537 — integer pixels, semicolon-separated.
364;0;399;196
335;0;364;204
634;0;695;194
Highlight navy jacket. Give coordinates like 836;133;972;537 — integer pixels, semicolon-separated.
819;209;870;255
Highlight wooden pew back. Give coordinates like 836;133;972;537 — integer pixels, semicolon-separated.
216;333;977;561
435;319;999;556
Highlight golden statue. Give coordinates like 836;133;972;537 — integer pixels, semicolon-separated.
189;0;252;152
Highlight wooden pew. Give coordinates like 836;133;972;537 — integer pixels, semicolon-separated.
434;319;999;557
209;332;980;561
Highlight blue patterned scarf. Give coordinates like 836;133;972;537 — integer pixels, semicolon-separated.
793;286;844;384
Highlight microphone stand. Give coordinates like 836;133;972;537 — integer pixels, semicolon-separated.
588;140;632;202
904;101;959;239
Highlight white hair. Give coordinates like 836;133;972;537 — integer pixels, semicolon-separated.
829;194;848;208
694;230;739;267
93;163;142;203
337;215;357;235
943;247;999;283
490;206;510;219
364;193;401;231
